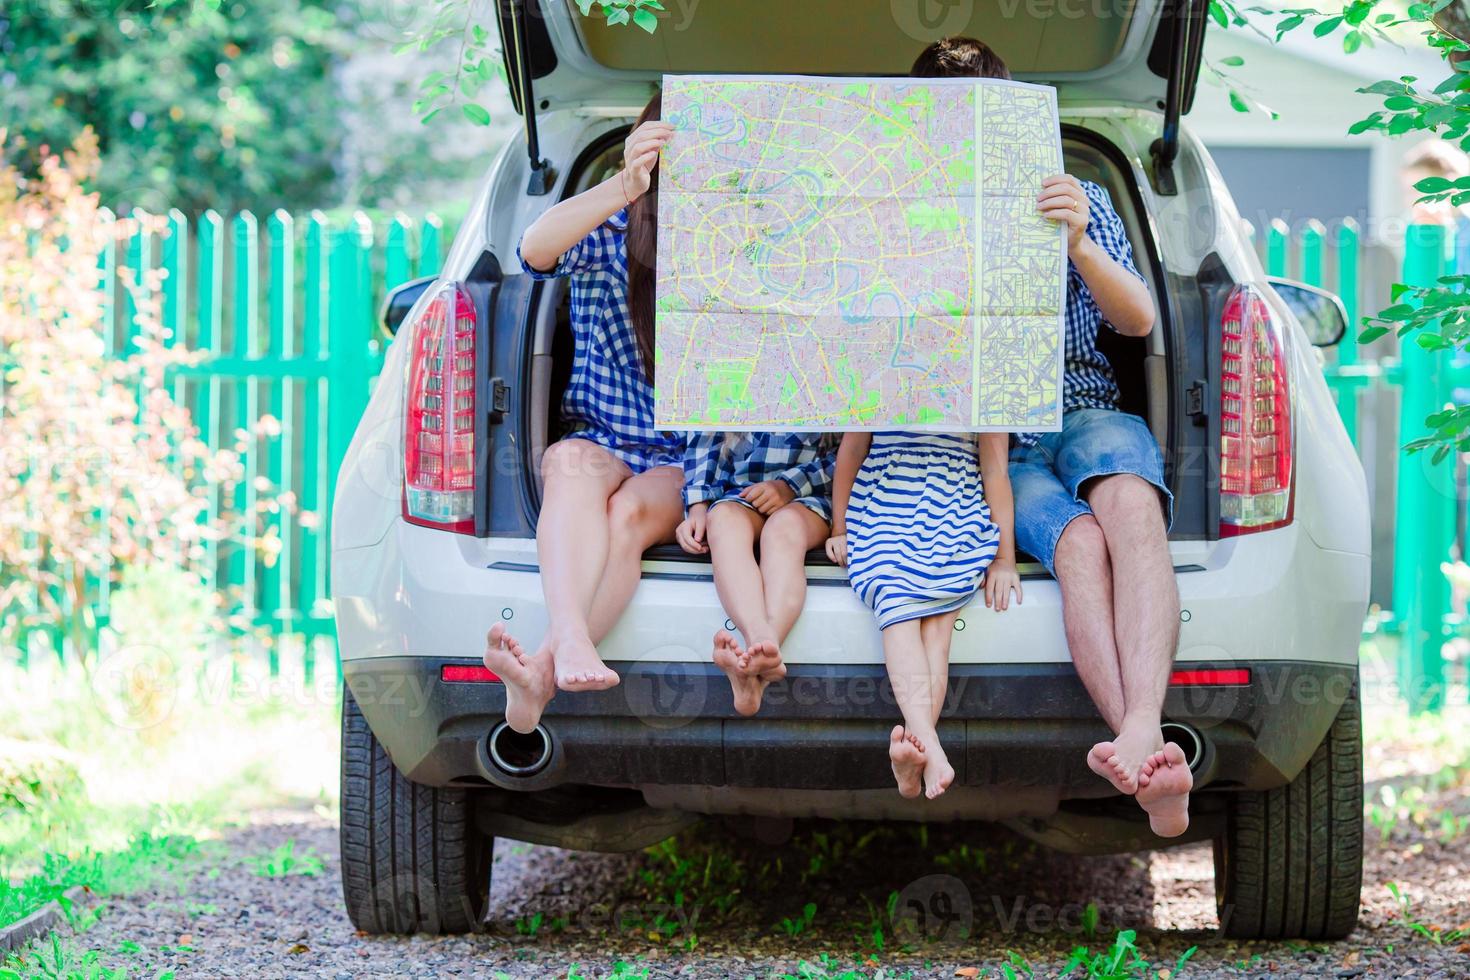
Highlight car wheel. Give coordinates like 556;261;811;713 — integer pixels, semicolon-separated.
1212;671;1363;939
339;687;493;934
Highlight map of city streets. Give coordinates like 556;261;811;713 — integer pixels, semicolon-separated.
654;75;1066;432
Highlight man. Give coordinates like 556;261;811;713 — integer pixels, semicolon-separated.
912;36;1191;837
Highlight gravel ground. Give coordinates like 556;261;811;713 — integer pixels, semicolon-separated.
19;773;1470;980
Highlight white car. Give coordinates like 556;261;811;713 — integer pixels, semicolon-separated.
331;0;1370;939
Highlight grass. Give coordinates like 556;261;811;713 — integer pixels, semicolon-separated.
244;839;323;879
0;639;338;974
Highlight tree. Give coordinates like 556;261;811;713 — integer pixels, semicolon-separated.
0;0;349;214
1213;0;1470;459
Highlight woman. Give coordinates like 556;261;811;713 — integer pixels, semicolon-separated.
485;95;682;734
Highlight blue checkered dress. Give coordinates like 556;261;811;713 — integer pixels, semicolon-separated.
1015;180;1148;447
684;432;836;523
518;210;683;472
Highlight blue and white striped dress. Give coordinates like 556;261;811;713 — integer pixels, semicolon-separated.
846;432;1000;630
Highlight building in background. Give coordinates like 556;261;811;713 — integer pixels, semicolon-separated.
1191;21;1445;243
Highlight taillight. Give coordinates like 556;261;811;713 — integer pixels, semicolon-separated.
1219;283;1294;536
403;282;477;533
441;664;501;683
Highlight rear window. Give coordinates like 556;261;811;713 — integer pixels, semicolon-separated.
576;3;1136;77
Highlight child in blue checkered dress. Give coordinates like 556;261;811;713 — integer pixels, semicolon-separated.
675;432;835;716
485;95;686;735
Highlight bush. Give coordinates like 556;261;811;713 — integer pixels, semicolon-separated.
0;130;268;659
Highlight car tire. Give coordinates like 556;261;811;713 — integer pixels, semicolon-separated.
1212;672;1363;940
339;687;492;934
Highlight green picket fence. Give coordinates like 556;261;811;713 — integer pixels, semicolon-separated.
14;206;1463;708
84;208;453;674
1260;217;1464;712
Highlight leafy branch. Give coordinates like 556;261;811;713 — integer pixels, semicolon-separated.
399;0;664;127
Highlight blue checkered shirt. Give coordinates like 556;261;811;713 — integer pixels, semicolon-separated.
683;432;835;510
518;210;683;470
1016;180;1147;447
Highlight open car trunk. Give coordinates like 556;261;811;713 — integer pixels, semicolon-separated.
497;0;1206;191
520;122;1175;566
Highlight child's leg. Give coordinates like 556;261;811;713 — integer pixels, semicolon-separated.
883;618;955;799
743;503;829;678
918;610;960;726
706;503;774;716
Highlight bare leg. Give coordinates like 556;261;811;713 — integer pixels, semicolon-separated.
706;503;772;716
491;440;628;731
582;464;684;643
558;463;683;690
918;610;960;726
1053;515;1139;793
743;503;829;680
883;619;953;799
1086;475;1180;785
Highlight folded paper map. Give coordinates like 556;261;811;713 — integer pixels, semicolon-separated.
654;74;1066;432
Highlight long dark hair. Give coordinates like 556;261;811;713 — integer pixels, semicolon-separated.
621;92;661;381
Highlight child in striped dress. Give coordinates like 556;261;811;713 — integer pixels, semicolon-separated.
827;431;1020;799
676;432;835;715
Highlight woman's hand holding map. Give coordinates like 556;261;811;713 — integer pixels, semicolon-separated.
622;119;675;202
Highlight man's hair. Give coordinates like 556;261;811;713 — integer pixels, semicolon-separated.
910;36;1011;79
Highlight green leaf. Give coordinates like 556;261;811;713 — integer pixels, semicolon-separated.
1314;15;1344;35
632;7;658;32
1210;0;1230;28
1229;89;1251;113
1276;13;1305;35
1219;54;1246;67
462;103;491;126
1416;332;1446;349
1416;175;1456;192
1358;325;1390;343
1343;30;1363;54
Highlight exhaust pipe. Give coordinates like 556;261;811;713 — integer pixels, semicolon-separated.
486;721;553;777
1160;721;1207;773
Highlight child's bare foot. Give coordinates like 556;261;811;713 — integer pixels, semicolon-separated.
550;630;619;692
485;623;555;734
922;739;954;799
1136;743;1193;838
713;630;767;716
739;639;786;682
888;725;926;798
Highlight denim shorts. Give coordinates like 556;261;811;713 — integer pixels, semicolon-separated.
1008;408;1173;574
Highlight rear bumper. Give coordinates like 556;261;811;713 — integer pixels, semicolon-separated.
344;656;1356;799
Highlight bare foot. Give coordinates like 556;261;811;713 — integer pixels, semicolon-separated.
922;739;955;800
550;631;620;692
888;725;926;799
1136;742;1193;838
739;639;787;683
1088;742;1138;795
484;623;554;734
1090;721;1160;795
713;630;767;716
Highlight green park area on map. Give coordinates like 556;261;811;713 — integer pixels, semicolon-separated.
654;74;1066;432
